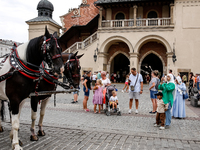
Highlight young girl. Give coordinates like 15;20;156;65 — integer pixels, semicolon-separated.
122;74;129;93
93;79;103;113
109;91;118;112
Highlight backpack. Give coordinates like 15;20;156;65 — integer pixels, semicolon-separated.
155;78;160;91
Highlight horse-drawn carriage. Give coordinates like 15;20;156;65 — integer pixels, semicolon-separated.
0;27;83;150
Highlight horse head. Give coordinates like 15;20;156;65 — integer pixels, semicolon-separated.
62;51;84;89
42;27;64;76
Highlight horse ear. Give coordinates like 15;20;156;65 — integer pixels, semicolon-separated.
74;51;78;57
77;54;84;59
44;26;50;38
53;32;58;38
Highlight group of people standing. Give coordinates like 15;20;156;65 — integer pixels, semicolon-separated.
82;71;111;113
149;69;187;130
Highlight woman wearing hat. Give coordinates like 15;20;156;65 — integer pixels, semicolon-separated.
158;74;175;129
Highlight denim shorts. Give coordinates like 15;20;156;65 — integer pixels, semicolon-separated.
83;86;90;97
150;90;158;99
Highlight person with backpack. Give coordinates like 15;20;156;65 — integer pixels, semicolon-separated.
149;70;159;114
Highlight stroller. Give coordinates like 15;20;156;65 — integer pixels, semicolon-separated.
104;85;121;116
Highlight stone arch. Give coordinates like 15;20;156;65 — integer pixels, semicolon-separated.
134;35;172;53
139;50;166;72
108;51;130;66
100;36;133;53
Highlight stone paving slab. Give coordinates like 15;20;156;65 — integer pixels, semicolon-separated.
1;84;200;149
0;122;200;150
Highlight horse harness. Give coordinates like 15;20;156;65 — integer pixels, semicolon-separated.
0;35;62;85
65;54;80;85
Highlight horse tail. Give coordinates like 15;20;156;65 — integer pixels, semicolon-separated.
0;100;5;121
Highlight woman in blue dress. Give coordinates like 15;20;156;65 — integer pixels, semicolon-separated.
172;76;186;118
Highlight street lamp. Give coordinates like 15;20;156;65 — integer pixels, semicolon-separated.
94;49;97;62
172;42;177;63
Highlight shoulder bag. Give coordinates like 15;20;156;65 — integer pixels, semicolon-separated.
130;74;139;91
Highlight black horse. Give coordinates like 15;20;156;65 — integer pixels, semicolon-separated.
29;52;83;141
0;27;63;150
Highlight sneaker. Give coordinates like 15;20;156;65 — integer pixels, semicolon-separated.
113;109;117;113
135;110;138;114
159;126;165;130
128;109;131;114
121;90;124;93
165;125;170;129
149;111;153;114
71;101;76;104
154;124;159;127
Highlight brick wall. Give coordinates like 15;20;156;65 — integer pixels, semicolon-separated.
107;42;130;63
139;42;167;66
62;0;99;32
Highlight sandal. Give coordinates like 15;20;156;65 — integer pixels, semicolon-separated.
94;111;98;114
85;109;90;112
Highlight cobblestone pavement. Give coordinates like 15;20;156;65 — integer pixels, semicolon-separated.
1;84;200;149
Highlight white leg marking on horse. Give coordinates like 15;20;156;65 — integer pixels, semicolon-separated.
38;97;50;130
11;114;23;150
31;110;37;136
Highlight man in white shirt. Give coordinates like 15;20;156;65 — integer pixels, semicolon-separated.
128;68;143;114
92;72;97;86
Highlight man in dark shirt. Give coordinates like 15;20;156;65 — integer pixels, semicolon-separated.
83;71;92;112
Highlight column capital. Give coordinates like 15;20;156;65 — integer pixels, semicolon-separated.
133;5;138;9
170;3;174;7
130;52;140;57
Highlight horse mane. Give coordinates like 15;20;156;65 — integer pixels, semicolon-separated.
26;35;44;66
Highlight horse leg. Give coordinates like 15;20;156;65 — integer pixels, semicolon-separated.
0;101;3;132
30;97;39;141
38;97;50;136
10;100;25;150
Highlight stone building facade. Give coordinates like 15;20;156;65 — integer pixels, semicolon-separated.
59;0;200;79
0;39;22;57
26;0;62;40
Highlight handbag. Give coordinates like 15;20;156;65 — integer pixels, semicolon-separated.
130;74;139;91
192;87;198;94
183;92;189;99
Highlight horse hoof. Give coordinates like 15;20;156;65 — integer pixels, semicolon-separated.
0;126;3;132
19;140;23;147
12;144;23;150
38;130;45;136
30;135;39;141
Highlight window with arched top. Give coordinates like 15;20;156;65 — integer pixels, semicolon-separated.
115;13;125;20
147;11;158;18
147;11;158;26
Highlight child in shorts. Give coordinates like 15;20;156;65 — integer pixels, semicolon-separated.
154;92;168;130
109;91;118;112
122;74;129;93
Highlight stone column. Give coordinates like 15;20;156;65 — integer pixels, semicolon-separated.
129;52;139;71
170;3;174;25
98;52;108;71
133;5;138;26
98;7;103;28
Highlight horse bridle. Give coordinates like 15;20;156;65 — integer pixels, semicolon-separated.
65;54;80;86
41;35;62;69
